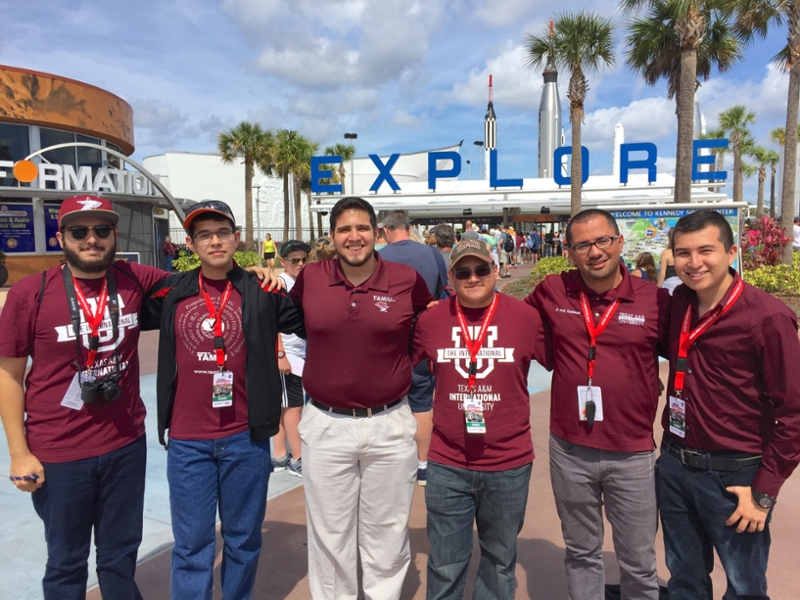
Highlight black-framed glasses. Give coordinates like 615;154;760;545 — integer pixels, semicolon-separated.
62;225;115;240
193;229;235;243
453;264;493;280
286;257;308;265
569;235;620;255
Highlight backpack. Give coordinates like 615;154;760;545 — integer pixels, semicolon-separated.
503;232;515;253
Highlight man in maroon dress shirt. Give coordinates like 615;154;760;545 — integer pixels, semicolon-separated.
526;209;670;600
657;210;800;600
290;197;433;600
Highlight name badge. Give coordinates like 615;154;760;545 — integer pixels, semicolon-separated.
464;397;486;434
212;371;234;408
577;386;603;422
668;396;686;438
61;371;88;411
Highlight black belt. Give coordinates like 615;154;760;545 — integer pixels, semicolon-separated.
662;441;762;472
311;398;402;418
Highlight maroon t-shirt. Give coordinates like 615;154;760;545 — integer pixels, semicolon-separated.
169;278;249;440
0;261;166;463
526;266;671;452
413;294;547;470
663;272;800;498
290;255;433;409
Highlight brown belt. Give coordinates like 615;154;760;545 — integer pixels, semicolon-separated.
311;398;402;418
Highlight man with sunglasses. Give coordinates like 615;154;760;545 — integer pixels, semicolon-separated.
412;238;547;599
0;195;172;600
525;209;670;600
140;201;304;600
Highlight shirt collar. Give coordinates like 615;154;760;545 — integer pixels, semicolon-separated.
564;262;635;302
328;252;390;292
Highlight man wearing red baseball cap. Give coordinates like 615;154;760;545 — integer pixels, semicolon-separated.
0;195;170;599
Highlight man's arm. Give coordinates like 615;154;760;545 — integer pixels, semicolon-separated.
0;356;44;492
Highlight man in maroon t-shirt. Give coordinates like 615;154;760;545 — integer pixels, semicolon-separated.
526;209;670;600
290;197;432;600
0;195;167;600
657;210;800;599
413;238;547;599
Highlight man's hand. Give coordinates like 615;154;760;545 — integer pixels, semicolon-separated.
725;486;770;533
426;300;439;310
247;265;284;291
278;355;292;375
9;452;45;493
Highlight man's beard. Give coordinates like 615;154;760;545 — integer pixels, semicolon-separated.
63;244;116;274
335;245;374;268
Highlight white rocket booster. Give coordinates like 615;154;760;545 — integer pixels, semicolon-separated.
484;74;496;181
612;123;625;180
538;25;563;179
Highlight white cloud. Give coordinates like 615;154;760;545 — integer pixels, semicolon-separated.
581;97;676;151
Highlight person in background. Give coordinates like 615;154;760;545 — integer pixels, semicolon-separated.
162;236;179;271
310;237;336;262
272;240;311;478
481;225;499;267
631;252;657;283
375;223;388;251
658;230;681;295
793;216;800;251
435;224;455;262
530;228;541;263
261;233;276;269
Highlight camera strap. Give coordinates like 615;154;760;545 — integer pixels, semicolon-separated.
62;265;120;375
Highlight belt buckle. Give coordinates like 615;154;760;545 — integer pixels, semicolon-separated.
679;447;688;466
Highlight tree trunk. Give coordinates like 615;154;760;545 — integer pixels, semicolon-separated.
570;104;582;216
756;167;766;219
307;189;316;240
675;47;697;203
294;175;303;241
770;166;777;219
716;154;725;194
244;160;255;251
282;170;290;242
339;163;347;195
781;17;800;264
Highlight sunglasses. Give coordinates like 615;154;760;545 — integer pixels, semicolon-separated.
63;225;115;240
452;264;493;280
286;257;308;265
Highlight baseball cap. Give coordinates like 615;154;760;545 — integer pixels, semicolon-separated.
449;238;493;269
58;195;119;228
183;200;236;231
480;225;487;232
280;240;311;258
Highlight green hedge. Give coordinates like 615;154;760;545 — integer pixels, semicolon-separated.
172;250;261;272
743;253;800;294
531;256;573;279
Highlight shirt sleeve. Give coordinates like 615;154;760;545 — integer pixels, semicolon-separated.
411;309;430;367
272;289;306;339
411;272;435;314
431;246;449;299
127;261;169;293
0;280;37;358
656;287;672;359
751;311;800;498
523;282;554;371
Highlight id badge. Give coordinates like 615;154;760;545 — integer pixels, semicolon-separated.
577;386;603;422
212;371;234;408
668;396;686;438
61;372;88;411
464;397;486;434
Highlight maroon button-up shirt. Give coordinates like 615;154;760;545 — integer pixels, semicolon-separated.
526;266;671;452
663;271;800;498
290;254;433;409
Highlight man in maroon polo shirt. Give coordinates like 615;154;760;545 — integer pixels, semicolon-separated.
525;208;670;600
657;210;800;600
290;197;433;600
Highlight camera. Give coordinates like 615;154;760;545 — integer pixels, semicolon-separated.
81;374;122;404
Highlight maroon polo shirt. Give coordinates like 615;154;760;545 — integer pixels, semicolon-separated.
526;266;671;452
662;271;800;498
290;255;433;409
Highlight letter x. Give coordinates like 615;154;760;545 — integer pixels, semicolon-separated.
369;154;401;192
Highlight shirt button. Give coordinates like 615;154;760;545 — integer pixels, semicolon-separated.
351;302;356;307
594;312;600;317
687;369;693;374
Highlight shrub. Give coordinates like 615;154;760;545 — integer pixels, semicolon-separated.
532;256;573;279
741;216;791;269
743;253;800;294
173;250;261;272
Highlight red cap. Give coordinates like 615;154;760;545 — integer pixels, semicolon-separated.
57;195;119;228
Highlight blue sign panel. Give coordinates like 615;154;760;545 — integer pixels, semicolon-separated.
44;203;62;252
0;203;35;253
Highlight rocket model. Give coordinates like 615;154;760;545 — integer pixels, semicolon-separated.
538;22;563;178
612;123;625;180
484;74;496;180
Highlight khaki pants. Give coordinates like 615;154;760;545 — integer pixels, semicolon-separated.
299;399;418;600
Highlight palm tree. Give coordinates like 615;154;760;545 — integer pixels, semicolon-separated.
526;12;615;215
765;148;781;218
267;130;312;241
623;0;742;203
292;136;319;241
218;122;275;250
324;143;357;195
700;126;730;192
719;105;756;203
748;145;773;217
722;0;800;262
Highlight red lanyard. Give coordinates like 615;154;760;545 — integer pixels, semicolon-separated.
674;277;744;397
578;291;620;385
72;275;109;368
198;272;234;370
455;293;499;391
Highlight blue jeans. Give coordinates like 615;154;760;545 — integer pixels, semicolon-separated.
656;445;772;600
32;435;146;600
166;254;174;271
167;430;272;600
425;461;532;600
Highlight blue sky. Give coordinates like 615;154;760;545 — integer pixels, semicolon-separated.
1;0;789;203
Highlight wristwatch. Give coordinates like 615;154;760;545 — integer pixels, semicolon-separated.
277;350;286;359
751;488;776;509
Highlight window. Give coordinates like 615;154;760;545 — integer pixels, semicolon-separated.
0;123;31;187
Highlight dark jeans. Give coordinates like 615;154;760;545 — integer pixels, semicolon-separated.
425;461;532;600
32;435;146;600
656;446;772;600
167;430;272;600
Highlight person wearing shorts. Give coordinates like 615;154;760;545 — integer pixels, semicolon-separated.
261;233;276;268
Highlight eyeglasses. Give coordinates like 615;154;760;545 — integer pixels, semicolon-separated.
62;225;115;240
452;264;493;280
286;257;308;265
569;235;620;255
193;229;235;243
